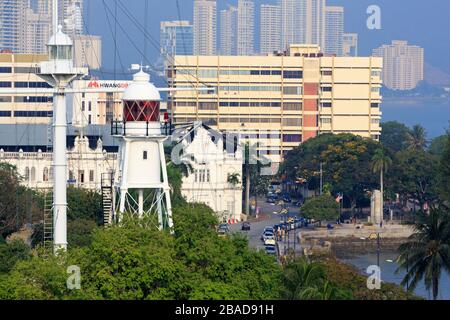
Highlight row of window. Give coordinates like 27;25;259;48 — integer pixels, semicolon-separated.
0;110;52;117
174;101;303;111
0;67;40;74
0;96;53;103
0;82;51;88
194;169;211;183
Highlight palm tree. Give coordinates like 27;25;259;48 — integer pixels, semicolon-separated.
406;124;428;150
227;173;241;186
396;206;450;300
371;148;392;222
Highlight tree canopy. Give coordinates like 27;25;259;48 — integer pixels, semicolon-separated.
300;195;340;223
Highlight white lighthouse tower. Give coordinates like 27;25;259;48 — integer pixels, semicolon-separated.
112;68;174;231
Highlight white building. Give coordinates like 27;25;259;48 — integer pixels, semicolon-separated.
178;124;243;223
0;136;116;190
237;0;255;56
260;4;281;55
343;33;358;57
373;40;424;90
73;35;102;70
279;0;325;50
193;0;217;55
220;6;237;55
325;6;344;56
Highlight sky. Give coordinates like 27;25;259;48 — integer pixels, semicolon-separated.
84;0;450;78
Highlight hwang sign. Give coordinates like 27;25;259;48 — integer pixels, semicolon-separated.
87;81;129;89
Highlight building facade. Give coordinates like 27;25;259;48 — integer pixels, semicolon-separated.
73;35;102;70
343;33;358;57
219;6;237;55
324;6;344;56
168;45;383;166
0;53;53;125
193;0;217;55
69;79;130;127
237;0;255;56
179;124;243;223
58;0;84;37
0;0;25;53
0;136;116;190
260;4;281;55
372;40;424;91
279;0;326;51
160;21;193;66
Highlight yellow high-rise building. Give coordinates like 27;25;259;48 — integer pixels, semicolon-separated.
167;45;383;165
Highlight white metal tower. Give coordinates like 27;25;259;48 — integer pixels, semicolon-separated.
37;0;85;253
111;69;174;232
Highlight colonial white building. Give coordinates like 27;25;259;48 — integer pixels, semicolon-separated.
0;136;116;190
177;124;243;223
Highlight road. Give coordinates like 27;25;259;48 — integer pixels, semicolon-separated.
230;198;300;252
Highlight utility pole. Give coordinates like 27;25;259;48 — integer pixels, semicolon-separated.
377;232;381;268
319;162;323;195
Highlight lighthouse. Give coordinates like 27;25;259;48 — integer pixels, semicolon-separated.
112;68;174;231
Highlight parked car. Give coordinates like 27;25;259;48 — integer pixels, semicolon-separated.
241;222;251;231
217;228;229;238
261;230;275;242
264;226;275;233
265;245;277;255
218;223;230;232
264;238;276;246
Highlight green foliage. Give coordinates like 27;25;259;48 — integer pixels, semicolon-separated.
406;124;428;151
429;134;449;156
388;150;440;208
282;134;379;211
0;240;31;274
371;148;392;174
167;163;188;208
380;121;410;153
439;135;450;202
67;188;103;224
280;258;352;300
396;206;450;300
68;219;98;248
301;195;340;223
0;163;42;239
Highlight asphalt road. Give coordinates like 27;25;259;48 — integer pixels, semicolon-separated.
230;198;300;252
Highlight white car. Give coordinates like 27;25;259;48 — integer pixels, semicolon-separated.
264;238;276;246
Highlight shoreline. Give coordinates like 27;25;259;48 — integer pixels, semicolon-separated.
382;96;450;105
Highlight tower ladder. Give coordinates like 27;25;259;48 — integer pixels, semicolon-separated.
101;172;114;226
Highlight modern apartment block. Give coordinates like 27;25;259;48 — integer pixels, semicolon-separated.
260;4;281;55
73;35;102;70
193;0;217;55
373;40;424;91
343;33;358;57
160;21;193;65
58;0;84;37
325;6;344;56
237;0;255;55
220;6;238;55
167;45;383;166
279;0;326;51
0;53;53;125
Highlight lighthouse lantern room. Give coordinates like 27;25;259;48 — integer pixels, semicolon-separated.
112;69;173;232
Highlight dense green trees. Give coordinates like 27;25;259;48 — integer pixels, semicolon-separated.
381;121;411;153
300;195;340;225
282;134;379;213
397;207;450;300
439;135;450;203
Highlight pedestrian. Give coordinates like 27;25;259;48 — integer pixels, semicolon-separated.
380;220;383;228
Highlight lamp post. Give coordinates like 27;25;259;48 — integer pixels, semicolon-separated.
377;232;381;268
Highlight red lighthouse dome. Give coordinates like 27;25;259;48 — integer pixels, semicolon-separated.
122;70;161;122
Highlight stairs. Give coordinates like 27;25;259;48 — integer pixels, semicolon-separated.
43;190;53;253
101;173;114;226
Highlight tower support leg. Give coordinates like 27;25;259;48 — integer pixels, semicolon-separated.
159;140;174;234
138;189;144;218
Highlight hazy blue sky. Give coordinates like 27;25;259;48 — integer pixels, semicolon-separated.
85;0;450;76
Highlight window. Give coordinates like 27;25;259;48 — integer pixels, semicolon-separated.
0;96;12;103
24;167;30;181
283;87;303;95
321;70;333;76
283;134;302;143
371;87;380;93
371;118;380;124
283;70;303;79
283;103;302;111
75;171;82;183
143;151;148;160
43;168;49;182
0;82;12;87
0;111;11;117
198;102;217;110
89;170;94;182
14;111;51;117
282;118;302;126
14;96;52;103
320;118;332;124
371;70;381;77
88;115;92;124
371;103;380;108
321;102;332;108
0;67;12;73
195;169;210;183
31;167;36;182
88;101;92;111
321;86;332;92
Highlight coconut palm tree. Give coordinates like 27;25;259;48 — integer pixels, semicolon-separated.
406;124;428;150
371;148;392;222
227;173;241;186
396;206;450;300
